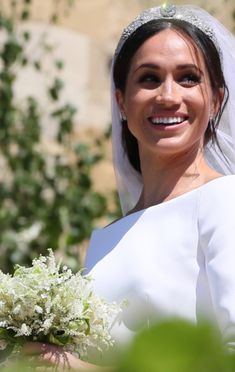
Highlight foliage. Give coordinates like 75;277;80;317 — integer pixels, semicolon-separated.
117;319;235;372
0;359;34;372
1;319;235;371
0;0;121;273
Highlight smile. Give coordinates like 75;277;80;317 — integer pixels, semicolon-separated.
149;116;188;126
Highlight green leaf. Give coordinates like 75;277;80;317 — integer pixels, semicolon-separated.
33;60;41;71
0;343;15;364
21;10;30;20
48;333;70;346
22;31;30;41
54;60;64;70
51;14;58;24
48;78;64;101
118;320;229;372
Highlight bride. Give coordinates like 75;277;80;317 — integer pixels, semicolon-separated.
27;4;235;370
86;1;235;362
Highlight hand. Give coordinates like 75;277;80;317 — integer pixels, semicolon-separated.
22;342;103;371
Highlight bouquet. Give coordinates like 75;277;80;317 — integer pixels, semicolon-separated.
0;250;120;364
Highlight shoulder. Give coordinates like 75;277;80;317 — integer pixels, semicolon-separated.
200;175;235;206
198;175;235;232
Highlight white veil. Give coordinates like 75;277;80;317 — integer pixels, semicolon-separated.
111;5;235;215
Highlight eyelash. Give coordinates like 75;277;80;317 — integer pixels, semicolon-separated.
180;73;201;85
138;74;160;84
138;73;201;86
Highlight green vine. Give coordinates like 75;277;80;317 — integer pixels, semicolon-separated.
0;0;121;273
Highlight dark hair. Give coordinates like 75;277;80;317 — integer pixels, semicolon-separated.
113;19;229;173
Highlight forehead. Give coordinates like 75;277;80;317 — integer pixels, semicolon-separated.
130;28;206;70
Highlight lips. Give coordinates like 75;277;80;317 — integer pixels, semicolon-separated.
148;114;189;126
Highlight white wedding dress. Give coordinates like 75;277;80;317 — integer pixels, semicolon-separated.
85;175;235;352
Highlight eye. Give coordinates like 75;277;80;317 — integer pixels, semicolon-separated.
138;73;161;87
179;73;201;87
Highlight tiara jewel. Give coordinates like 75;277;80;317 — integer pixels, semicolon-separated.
160;3;176;17
115;4;220;58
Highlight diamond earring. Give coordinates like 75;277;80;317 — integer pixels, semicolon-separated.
120;112;127;121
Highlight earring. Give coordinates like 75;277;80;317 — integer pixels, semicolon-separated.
120;112;127;121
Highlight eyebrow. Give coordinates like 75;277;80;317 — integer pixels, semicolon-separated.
134;63;203;74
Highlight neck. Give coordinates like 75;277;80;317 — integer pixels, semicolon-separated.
136;145;219;210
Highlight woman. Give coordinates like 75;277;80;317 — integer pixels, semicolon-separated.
85;2;235;358
28;4;235;370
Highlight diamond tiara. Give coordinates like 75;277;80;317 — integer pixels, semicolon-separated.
115;4;220;58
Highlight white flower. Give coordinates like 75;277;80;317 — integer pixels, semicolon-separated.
13;304;21;315
19;222;43;243
17;323;31;336
0;300;5;309
0;250;121;358
34;305;43;314
42;318;53;330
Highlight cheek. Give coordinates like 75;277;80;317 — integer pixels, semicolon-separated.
186;89;211;118
125;90;155;113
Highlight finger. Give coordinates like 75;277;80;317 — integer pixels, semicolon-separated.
42;350;71;369
22;342;47;355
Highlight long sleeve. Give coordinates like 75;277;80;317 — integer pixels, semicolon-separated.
199;176;235;347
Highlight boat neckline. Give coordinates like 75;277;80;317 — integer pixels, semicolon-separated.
102;175;235;230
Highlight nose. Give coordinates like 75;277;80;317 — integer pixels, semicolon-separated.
156;78;181;106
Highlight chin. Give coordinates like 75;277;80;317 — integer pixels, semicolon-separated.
150;139;201;158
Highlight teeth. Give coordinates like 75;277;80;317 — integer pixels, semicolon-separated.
150;117;185;125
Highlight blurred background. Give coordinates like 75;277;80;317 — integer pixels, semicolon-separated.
0;0;234;273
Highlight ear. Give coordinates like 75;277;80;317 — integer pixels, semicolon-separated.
115;89;126;114
212;87;224;116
